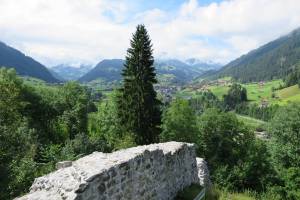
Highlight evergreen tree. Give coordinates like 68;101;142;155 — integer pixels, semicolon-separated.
223;83;247;110
118;24;161;145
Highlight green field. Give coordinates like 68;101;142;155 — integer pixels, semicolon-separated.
275;85;300;104
207;79;300;105
208;79;283;102
208;85;229;99
165;77;300;106
236;114;267;131
243;80;282;102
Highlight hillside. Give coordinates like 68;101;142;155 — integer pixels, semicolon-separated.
79;59;124;82
215;28;300;82
208;80;300;105
50;64;93;81
0;41;58;82
79;58;219;84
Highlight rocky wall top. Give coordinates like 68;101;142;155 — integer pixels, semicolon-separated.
16;142;209;200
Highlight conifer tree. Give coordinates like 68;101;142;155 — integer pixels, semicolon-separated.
118;24;161;145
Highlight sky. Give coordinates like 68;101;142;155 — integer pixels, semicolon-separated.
1;0;300;67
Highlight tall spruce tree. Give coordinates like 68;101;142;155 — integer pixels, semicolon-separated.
118;24;161;145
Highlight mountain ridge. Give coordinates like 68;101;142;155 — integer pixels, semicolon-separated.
213;28;300;82
0;41;58;82
78;58;221;83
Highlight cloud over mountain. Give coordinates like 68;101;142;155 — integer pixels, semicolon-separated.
1;0;300;66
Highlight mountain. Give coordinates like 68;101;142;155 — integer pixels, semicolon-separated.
155;59;203;82
215;28;300;82
79;58;217;84
49;69;65;81
0;41;58;82
185;58;222;71
50;64;93;81
79;59;124;82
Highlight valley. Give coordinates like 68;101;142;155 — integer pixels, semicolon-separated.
1;4;300;199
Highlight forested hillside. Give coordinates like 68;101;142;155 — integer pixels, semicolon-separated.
79;59;124;82
215;28;300;82
0;41;58;82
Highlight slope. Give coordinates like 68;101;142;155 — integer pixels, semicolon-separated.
0;41;58;83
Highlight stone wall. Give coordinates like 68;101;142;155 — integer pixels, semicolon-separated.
16;142;210;200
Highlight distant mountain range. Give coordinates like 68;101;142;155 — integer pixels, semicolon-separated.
212;28;300;82
184;58;222;71
50;64;93;81
0;41;58;82
78;58;221;84
0;40;220;84
8;26;300;85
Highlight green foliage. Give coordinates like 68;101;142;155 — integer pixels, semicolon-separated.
197;109;277;193
160;98;198;143
268;104;300;168
189;91;222;114
283;167;300;199
112;132;137;151
175;184;203;200
216;187;282;200
59;82;89;140
236;103;279;121
0;68;37;199
266;104;300;199
118;24;161;145
284;63;300;87
197;109;253;170
88;90;136;151
224;140;276;191
0;67;25;124
223;83;247;110
0;68;111;199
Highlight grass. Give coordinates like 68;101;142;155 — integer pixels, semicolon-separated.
208;79;283;102
275;84;300;105
23;76;48;86
242;80;282;102
236;114;266;130
217;189;257;200
174;77;300;107
207;79;300;105
175;184;203;200
219;193;255;200
209;85;229;99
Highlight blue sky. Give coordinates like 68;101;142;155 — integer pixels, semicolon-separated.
132;0;223;11
0;0;300;67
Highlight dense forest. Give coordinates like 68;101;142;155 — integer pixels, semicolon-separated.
1;25;300;200
214;28;300;82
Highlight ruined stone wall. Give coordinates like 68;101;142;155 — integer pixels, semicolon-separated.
17;142;208;200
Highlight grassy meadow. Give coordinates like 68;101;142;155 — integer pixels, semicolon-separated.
183;78;300;106
236;114;266;130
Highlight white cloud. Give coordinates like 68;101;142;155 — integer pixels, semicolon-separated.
0;0;300;66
